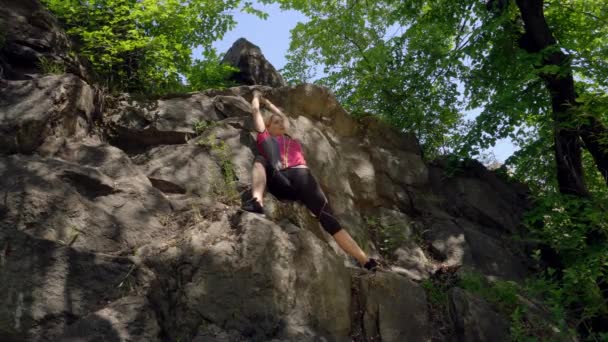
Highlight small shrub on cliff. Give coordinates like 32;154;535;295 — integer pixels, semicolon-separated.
421;273;457;340
193;120;224;139
38;56;66;75
459;272;519;315
364;216;408;260
422;278;449;308
193;119;214;136
197;133;239;205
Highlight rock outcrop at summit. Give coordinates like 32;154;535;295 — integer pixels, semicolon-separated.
222;38;287;88
1;5;558;342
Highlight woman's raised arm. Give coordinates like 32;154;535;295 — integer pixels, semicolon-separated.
261;98;284;116
251;90;266;133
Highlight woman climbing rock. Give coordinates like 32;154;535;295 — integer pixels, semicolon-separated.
242;89;378;272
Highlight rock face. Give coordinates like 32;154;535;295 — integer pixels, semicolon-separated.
449;288;511;342
0;5;543;341
222;38;287;87
353;272;431;341
0;0;89;80
145;213;353;341
0;74;96;155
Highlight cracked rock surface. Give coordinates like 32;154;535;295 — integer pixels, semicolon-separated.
0;8;541;341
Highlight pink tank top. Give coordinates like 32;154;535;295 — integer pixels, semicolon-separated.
256;131;307;168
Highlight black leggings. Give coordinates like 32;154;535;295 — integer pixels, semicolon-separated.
255;156;342;235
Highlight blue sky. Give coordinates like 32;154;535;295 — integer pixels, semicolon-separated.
194;1;516;163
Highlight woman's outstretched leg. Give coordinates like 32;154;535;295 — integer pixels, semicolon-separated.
289;168;378;270
251;159;266;205
332;229;369;266
243;158;267;214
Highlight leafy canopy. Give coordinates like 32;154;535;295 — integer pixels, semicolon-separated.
42;0;265;93
266;0;608;172
263;0;466;158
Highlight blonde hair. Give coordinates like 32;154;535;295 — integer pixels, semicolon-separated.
264;113;281;128
265;113;292;134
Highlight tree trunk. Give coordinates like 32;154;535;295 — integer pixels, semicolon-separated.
515;0;590;196
580;116;608;186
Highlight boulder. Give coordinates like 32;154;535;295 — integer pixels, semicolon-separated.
269;84;358;137
459;219;529;281
0;230;137;340
0;75;95;154
105;93;218;152
194;118;258;185
0;0;89;80
359;115;422;154
105;92;261;153
354;272;431;342
145;212;352;342
428;159;530;236
423;217;530;281
222;38;286;88
60;296;161;342
371;148;429;187
0;153;172;253
424;219;471;268
449;288;511;342
132;144;223;198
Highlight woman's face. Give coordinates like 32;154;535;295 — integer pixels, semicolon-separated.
268;115;287;136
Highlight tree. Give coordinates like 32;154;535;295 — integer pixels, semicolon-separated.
43;0;265;93
263;0;466;158
268;0;608;195
506;0;608;196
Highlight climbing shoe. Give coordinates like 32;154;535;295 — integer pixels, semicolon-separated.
242;197;265;216
363;258;379;272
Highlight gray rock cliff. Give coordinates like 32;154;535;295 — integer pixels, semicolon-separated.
1;6;560;342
